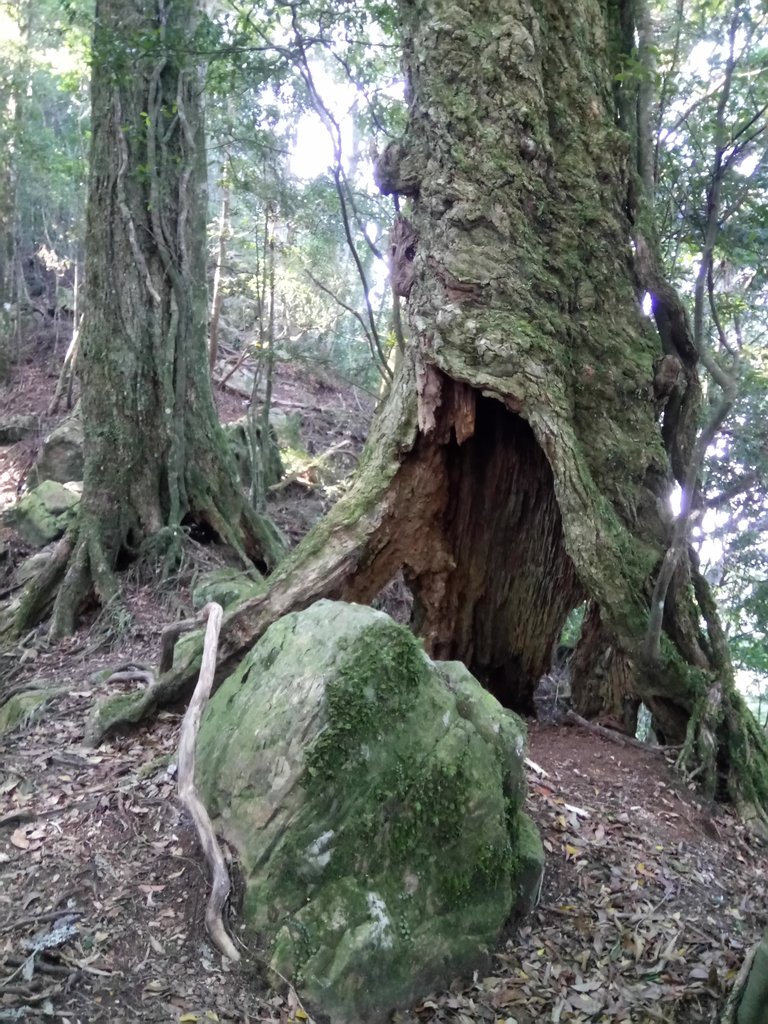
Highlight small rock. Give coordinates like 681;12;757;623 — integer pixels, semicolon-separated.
0;414;40;444
5;480;79;547
29;407;84;485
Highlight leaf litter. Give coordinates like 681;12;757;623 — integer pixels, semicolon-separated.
3;637;764;1024
1;363;765;1022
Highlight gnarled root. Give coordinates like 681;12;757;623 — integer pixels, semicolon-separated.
7;534;75;636
85;519;366;745
7;517;119;641
676;683;768;837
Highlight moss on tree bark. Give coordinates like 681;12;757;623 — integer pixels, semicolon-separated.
87;0;768;828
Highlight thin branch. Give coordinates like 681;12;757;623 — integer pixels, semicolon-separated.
288;6;392;380
305;268;389;381
661;64;765;139
177;603;241;962
706;471;761;510
728;100;768;149
719;147;767;223
707;261;737;358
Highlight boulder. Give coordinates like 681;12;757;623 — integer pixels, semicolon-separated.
0;414;39;444
196;600;543;1024
30;408;84;485
738;927;768;1024
6;480;79;547
0;688;61;734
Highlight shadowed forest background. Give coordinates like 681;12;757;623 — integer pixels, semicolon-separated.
1;0;768;1021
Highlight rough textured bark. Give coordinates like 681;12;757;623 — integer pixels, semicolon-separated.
12;0;282;636
91;0;768;828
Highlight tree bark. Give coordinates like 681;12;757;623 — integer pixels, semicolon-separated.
11;0;283;637
90;0;768;827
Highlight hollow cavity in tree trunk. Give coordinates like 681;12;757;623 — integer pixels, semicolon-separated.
401;394;583;711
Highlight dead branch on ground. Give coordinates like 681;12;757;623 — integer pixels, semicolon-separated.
565;709;671;756
176;602;241;962
268;439;352;494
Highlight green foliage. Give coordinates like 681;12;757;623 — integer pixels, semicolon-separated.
0;0;90;307
559;603;586;648
202;0;404;391
650;0;768;695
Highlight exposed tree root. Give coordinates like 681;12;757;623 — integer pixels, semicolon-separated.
674;683;768;837
3;487;282;643
103;668;155;688
85;526;363;744
564;709;671;756
159;613;209;674
4;517;120;641
8;534;74;635
176;602;240;962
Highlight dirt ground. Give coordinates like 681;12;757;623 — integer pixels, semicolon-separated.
1;341;766;1024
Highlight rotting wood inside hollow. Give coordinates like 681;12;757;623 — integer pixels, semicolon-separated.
345;386;585;713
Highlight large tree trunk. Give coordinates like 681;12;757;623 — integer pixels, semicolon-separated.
91;0;768;827
11;0;282;637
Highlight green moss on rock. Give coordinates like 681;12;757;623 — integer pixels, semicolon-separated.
0;688;61;733
196;601;543;1024
6;480;80;548
191;567;266;611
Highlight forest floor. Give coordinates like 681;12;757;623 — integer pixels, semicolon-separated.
1;338;766;1024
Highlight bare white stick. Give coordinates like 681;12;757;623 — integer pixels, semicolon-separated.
177;602;241;961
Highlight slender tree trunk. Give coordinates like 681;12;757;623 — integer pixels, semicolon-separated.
208;177;230;372
1;0;32;375
12;0;282;637
90;0;768;828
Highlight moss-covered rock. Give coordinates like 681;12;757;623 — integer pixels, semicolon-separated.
5;480;80;547
29;408;84;485
738;928;768;1024
0;688;61;733
196;600;543;1024
191;567;266;611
